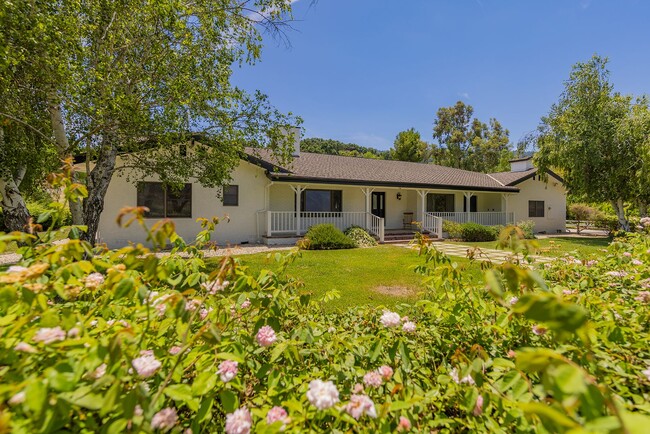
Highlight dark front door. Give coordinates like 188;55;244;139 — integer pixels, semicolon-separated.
371;192;386;218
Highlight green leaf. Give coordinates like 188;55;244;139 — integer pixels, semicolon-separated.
192;371;217;397
219;390;238;413
164;384;193;403
519;402;579;431
515;348;564;372
514;293;588;333
549;364;586;395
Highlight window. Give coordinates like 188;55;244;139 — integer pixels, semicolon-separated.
426;194;455;212
223;185;239;206
529;200;545;217
299;189;342;212
137;182;192;218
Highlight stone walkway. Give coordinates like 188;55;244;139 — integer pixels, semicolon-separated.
430;242;556;265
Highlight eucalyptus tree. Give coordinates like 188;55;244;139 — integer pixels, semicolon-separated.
534;55;641;230
431;101;512;172
2;0;300;243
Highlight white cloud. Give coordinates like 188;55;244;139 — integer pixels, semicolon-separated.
580;0;591;9
459;92;470;100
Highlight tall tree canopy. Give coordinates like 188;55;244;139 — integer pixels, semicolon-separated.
390;128;427;162
534;55;649;230
431;101;513;172
0;0;300;242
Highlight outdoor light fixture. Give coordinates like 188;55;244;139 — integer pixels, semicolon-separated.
397;192;402;200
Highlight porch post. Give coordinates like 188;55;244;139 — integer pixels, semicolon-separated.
290;185;305;235
464;191;474;223
361;187;375;230
417;190;428;228
501;193;511;225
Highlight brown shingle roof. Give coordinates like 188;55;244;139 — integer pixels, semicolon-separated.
489;168;538;186
244;148;519;192
489;168;564;186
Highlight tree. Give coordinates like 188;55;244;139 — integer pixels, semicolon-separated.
568;203;598;234
534;55;642;231
619;99;650;217
431;101;513;172
1;0;301;243
390;128;427;162
300;138;388;159
0;0;73;231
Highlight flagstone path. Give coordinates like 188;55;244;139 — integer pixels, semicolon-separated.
426;242;556;265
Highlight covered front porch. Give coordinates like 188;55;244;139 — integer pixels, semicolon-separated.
257;182;516;244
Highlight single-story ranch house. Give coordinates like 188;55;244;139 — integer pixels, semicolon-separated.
90;141;566;248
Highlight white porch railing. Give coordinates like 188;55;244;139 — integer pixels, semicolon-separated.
368;213;384;242
431;212;515;226
423;213;443;238
265;211;384;242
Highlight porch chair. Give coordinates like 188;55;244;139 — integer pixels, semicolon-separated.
403;212;414;230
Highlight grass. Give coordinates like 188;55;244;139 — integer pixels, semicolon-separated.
212;245;484;310
445;236;611;258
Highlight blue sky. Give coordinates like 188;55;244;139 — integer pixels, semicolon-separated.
232;0;650;150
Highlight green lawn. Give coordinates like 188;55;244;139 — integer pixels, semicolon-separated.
215;245;484;310
445;236;611;258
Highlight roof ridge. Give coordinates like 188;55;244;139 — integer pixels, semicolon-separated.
486;173;505;186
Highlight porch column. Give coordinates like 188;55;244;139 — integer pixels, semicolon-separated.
416;190;429;228
290;185;305;235
360;187;375;230
501;193;512;225
464;191;474;223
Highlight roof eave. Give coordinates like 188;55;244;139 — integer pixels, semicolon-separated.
267;173;520;193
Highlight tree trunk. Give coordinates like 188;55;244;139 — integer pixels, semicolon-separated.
81;140;117;245
610;198;630;232
48;91;84;225
0;173;31;233
0;126;31;232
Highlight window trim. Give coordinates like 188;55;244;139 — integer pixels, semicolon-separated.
528;200;545;218
223;185;239;207
137;182;192;218
297;189;343;213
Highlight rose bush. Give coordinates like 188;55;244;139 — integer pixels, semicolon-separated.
0;177;649;433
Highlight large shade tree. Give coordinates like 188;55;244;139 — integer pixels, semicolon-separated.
534;55;647;230
431;101;512;172
1;0;300;243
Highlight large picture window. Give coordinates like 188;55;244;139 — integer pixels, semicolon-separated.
137;182;192;218
299;189;342;212
426;194;455;213
528;200;545;218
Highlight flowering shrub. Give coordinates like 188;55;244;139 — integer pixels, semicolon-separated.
344;226;378;248
1;195;649;432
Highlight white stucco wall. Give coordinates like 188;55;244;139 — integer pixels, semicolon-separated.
508;175;566;233
98;157;270;248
